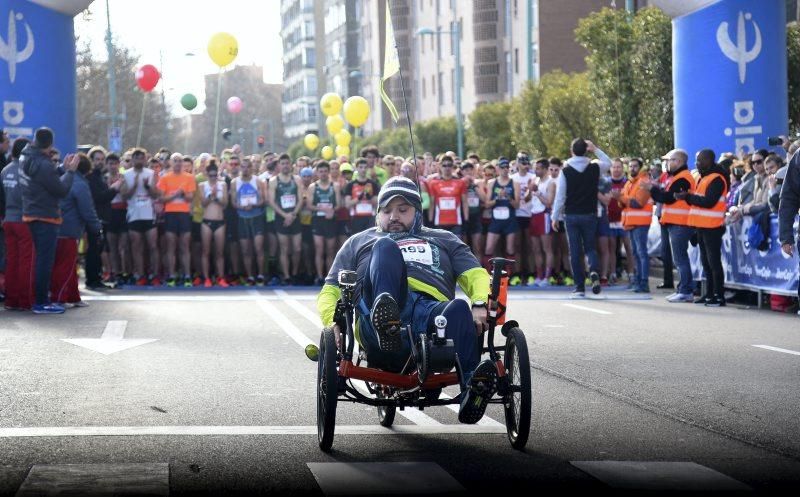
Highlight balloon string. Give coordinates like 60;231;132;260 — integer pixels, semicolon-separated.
213;68;224;154
136;92;147;147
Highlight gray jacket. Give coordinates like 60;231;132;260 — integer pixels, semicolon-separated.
1;159;23;222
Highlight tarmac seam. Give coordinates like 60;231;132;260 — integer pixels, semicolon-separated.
530;361;800;462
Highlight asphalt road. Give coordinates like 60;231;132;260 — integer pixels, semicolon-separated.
0;283;798;496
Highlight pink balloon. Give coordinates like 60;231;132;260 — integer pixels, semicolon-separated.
227;96;243;114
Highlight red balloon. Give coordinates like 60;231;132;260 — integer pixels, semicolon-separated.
135;64;160;93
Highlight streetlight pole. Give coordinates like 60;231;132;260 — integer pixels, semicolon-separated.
416;24;464;158
105;0;118;150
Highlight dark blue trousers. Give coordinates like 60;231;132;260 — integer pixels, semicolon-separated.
358;237;480;387
28;221;59;305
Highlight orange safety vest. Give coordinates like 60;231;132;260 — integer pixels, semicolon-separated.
621;173;653;229
687;173;728;229
660;169;696;226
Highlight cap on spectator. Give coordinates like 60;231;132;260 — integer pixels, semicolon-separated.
340;163;353;173
300;167;314;177
661;148;688;160
377;176;422;212
198;152;211;162
497;157;510;167
33;127;54;149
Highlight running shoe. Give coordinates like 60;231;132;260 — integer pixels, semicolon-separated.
135;276;148;286
184;278;193;288
256;275;266;286
150;276;162;286
370;292;402;352
536;278;550;288
509;275;522;286
590;272;601;295
563;276;574;286
600;277;609;287
192;276;202;286
526;275;535;286
458;359;498;424
268;276;281;286
32;303;65;314
204;278;213;288
548;276;558;286
216;277;230;288
666;293;693;303
704;296;726;307
166;277;176;288
570;290;585;299
73;301;89;308
246;276;256;287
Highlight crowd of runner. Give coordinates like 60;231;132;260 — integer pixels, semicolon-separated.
1;127;798;314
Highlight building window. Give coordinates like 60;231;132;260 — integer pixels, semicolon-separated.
514;48;519;74
431;75;436;95
438;71;443;106
422;78;427;98
451;69;454;103
514;0;518;17
436;27;441;60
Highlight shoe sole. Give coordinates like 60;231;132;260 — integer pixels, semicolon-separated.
590;272;601;295
371;294;402;353
458;362;498;424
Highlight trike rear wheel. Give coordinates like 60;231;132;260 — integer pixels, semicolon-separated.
317;327;338;451
503;327;531;450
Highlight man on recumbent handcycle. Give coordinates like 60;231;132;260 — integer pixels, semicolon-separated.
317;176;496;424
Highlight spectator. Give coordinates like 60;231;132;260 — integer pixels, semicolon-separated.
0;130;9;171
778;142;800;309
51;154;102;307
85;146;118;289
731;149;770;221
734;149;767;211
681;149;729;307
1;138;34;310
20;127;78;314
765;155;784;214
653;160;675;290
551;139;612;297
644;148;696;303
726;161;746;210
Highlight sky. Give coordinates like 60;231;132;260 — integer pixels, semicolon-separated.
74;0;284;117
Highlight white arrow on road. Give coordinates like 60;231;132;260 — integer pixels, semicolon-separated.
61;320;157;355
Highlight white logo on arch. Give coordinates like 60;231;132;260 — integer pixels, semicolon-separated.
0;10;35;84
717;11;761;84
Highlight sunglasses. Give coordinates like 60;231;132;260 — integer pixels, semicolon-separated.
750;159;763;165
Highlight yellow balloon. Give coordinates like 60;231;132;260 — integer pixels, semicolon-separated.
334;129;351;147
335;145;350;158
303;133;320;150
321;146;334;160
343;96;370;127
208;32;239;68
326;115;345;135
320;93;343;117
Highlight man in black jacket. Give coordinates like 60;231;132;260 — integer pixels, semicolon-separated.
85;146;120;289
19;127;79;314
677;149;729;307
778;145;800;306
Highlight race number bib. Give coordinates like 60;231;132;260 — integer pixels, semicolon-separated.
609;221;623;230
240;193;258;207
467;194;480;208
397;239;433;266
493;206;510;220
438;197;456;210
280;194;297;210
316;202;332;217
355;202;373;215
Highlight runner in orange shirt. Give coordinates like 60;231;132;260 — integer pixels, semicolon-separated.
157;153;197;287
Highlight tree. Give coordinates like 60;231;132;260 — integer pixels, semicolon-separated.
788;23;800;136
509;81;547;157
467;101;513;159
413;117;458;156
631;7;674;160
575;7;637;157
76;39;171;154
538;72;595;158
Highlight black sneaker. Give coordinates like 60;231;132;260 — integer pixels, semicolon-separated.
590;272;601;295
458;359;498;424
86;281;112;290
255;275;266;286
694;296;711;305
705;296;726;307
370;293;402;352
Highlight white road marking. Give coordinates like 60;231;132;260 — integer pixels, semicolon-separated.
308;462;464;495
570;461;750;491
273;289;323;328
0;425;506;437
16;463;169;497
562;303;612;315
61;320;158;355
255;298;315;348
752;345;800;356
